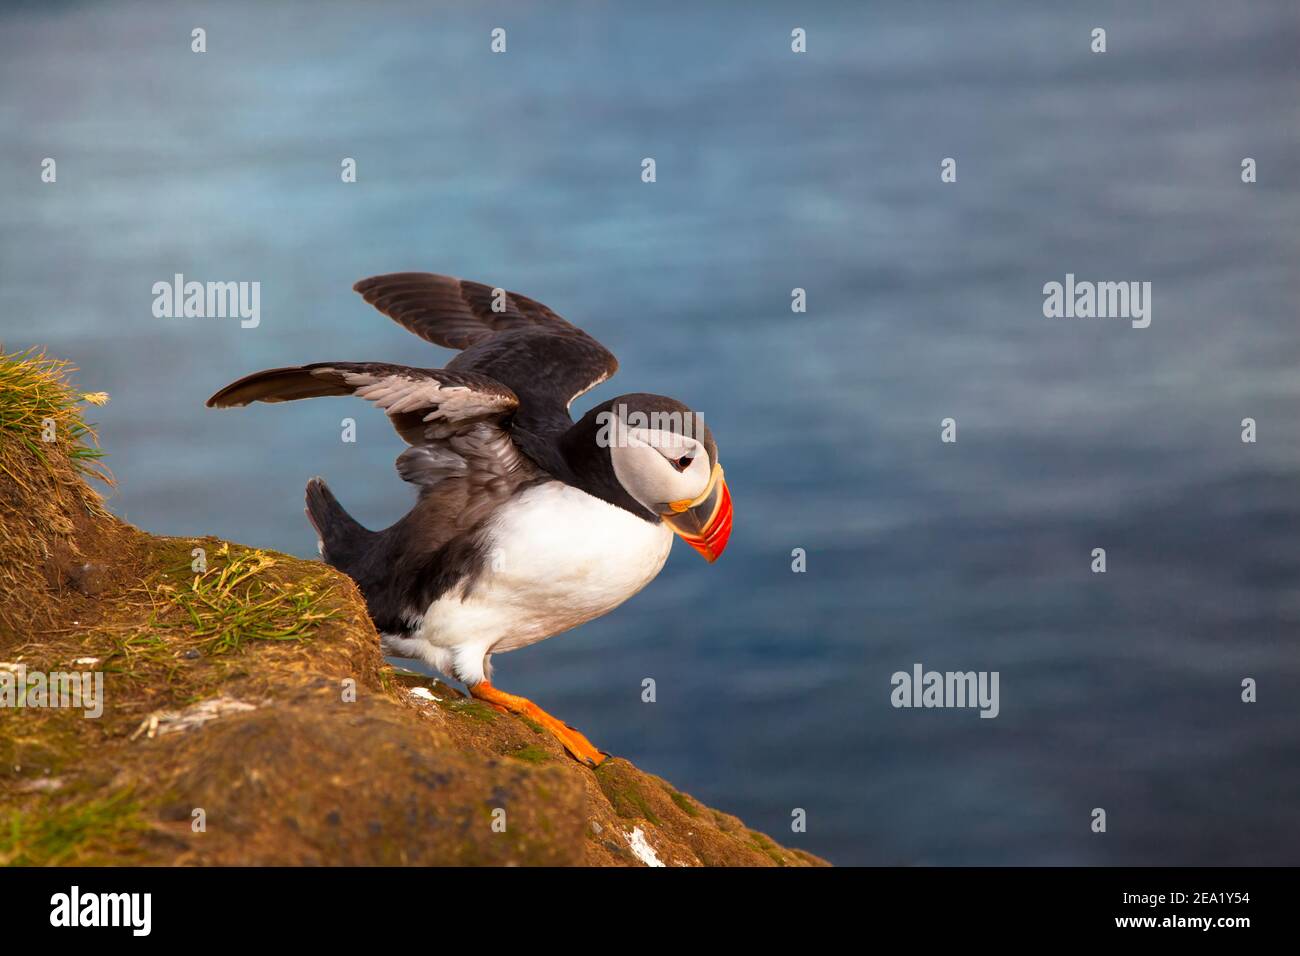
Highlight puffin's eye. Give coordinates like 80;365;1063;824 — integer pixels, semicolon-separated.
670;454;693;472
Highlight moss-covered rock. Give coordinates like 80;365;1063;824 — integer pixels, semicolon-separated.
0;347;826;867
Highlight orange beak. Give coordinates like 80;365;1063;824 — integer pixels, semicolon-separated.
661;465;732;563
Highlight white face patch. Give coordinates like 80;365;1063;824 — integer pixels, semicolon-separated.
609;427;711;515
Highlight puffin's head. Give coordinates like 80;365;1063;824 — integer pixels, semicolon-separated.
581;393;732;562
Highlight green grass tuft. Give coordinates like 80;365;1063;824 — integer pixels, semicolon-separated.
147;543;336;655
749;830;786;865
507;744;551;764
442;699;498;722
666;787;700;817
0;345;111;484
0;789;147;866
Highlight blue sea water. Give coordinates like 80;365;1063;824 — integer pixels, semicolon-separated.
2;0;1298;865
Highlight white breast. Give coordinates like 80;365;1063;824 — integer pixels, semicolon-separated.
397;481;673;684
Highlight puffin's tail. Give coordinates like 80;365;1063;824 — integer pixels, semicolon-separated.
305;477;372;570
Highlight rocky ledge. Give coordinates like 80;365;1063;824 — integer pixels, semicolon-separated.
0;347;825;867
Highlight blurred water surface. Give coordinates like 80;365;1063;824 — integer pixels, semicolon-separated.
2;0;1298;864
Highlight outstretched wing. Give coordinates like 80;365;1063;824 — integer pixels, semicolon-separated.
353;272;583;349
206;362;539;491
352;272;618;425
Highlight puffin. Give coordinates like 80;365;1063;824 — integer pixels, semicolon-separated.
207;272;732;766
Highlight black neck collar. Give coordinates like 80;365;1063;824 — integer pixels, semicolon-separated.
557;404;659;524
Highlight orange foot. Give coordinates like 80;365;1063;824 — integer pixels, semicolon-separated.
469;681;608;768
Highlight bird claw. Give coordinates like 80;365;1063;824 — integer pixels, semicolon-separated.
470;681;608;768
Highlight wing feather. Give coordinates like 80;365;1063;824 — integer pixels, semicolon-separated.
352;272;618;421
206;362;538;490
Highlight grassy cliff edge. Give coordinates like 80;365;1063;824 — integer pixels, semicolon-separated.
0;348;826;867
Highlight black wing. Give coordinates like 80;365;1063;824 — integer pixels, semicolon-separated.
206;362;538;492
352;272;618;428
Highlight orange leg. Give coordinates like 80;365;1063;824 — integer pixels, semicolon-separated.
469;681;608;767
